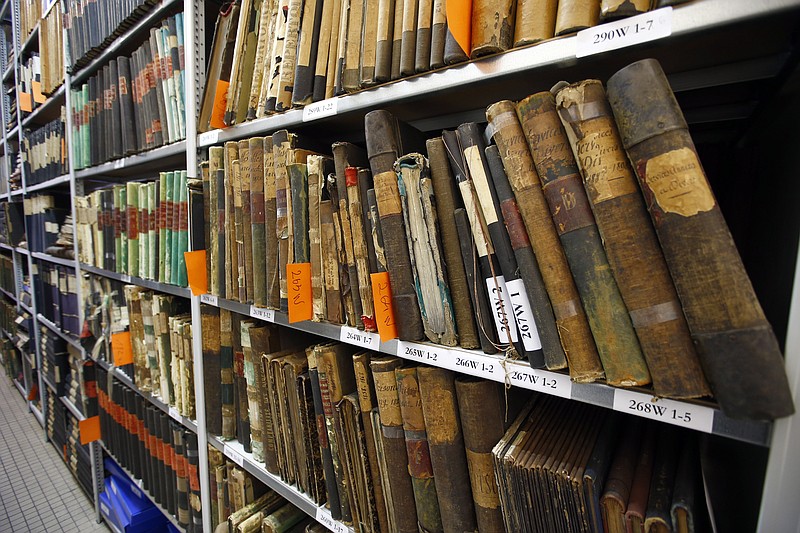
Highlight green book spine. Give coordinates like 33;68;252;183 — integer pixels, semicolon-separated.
158;174;168;283
114;185;123;273
164;171;175;284
178;170;189;287
139;183;148;279
149;182;158;280
172;170;183;285
81;84;90;168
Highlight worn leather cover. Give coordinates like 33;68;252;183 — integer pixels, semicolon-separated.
250;137;268;307
607;58;795;419
307;348;341;517
470;0;514;57
264;137;281;310
239;139;255;303
670;437;698;533
202;305;222;436
289;163;310;263
399;0;418;76
347;167;377;331
365;110;424;340
418;367;478;533
117;56;137;154
312;0;335;101
625;424;657;533
514;0;557;46
233;315;252;452
293;0;323;105
430;0;446;68
250;323;281;463
601;419;642;533
320;198;344;323
555;0;600;35
518;92;650;387
241;321;263;461
644;428;679;533
489;100;602;380
557;79;710;399
273;131;295;311
360;0;380;87
601;0;651;21
220;308;236;440
208;147;224;296
391;0;404;79
416;0;433;72
583;413;622;533
376;0;396;81
309;156;328;321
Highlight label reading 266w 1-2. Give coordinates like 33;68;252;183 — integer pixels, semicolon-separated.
613;389;714;433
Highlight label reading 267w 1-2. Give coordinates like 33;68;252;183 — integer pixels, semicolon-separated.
612;389;714;433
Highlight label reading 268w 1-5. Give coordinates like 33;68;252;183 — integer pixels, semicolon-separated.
612;389;713;433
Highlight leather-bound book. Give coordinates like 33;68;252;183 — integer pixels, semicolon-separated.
607;58;794;419
416;0;433;72
276;0;304;111
671;437;699;533
361;0;379;87
583;414;622;533
370;357;418;533
247;2;273;120
365;110;424;341
209;146;226;298
555;0;600;35
644;428;679;533
233;315;252;452
470;0;514;57
418;367;478;533
342;0;364;92
601;419;642;533
514;0;556;46
457;123;539;362
274;131;296;311
391;0;405;79
127;182;141;277
289;163;310;263
333;0;350;95
375;0;396;82
250;137;268;307
233;157;247;301
238;140;255;303
224;142;240;298
108;59;122;159
264;137;281;309
117;56;137;154
399;0;418;76
517;92;650;387
347;167;377;331
202;305;222;436
312;0;334;101
352;352;390;532
309;155;327;321
320;198;344;323
557;79;710;399
221;308;236;440
307;347;341;516
323;0;343;99
430;0;446;68
426;137;480;349
332;142;369;326
601;0;650;21
455;377;507;531
394;153;458;346
488;144;566;370
624;424;657;533
241;321;263;461
293;0;325;105
453;208;498;354
396;366;443;532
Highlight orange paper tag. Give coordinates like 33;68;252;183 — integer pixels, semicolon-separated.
111;331;134;366
79;416;101;445
371;272;398;342
184;250;208;296
209;79;230;129
20;92;33;112
27;384;38;401
287;263;312;323
446;0;472;55
32;81;45;103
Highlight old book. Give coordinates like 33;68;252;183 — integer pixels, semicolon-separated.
455;377;507;531
263;349;294;476
225;142;240;297
224;0;256;125
324;0;343;98
209;147;226;297
309;156;326;321
241;321;263;461
399;0;418;76
429;0;446;68
201;304;222;436
239;140;255;303
126;182;141;277
365;110;424;340
426;138;480;349
221;309;237;440
514;0;557;46
332;143;369;326
394;153;458;346
370;357;418;533
488;100;599;376
601;0;650;21
517;91;650;387
556;80;710;399
250;137;268;307
644;428;679;533
262;503;308;533
391;0;405;79
342;0;364;92
416;0;433;72
555;0;600;35
289;163;310;262
232;316;252;452
671;437;699;533
320;198;344;323
199;4;239;130
276;0;304;111
264;137;281;309
248;0;275;119
601;419;643;533
347;168;377;331
375;0;396;81
326;164;357;327
352;353;390;533
488;144;565;370
361;0;379;87
264;0;290;112
418;367;478;532
625;424;657;533
338;393;380;531
471;0;514;57
233;157;247;302
367;190;388;274
312;0;335;101
612;61;794;416
293;0;324;105
273;131;295;311
306;348;341;516
584;414;622;533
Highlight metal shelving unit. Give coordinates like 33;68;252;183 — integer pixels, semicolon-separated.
36;313;82;353
80;263;192;299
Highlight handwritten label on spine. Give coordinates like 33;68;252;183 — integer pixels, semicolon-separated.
396;341;501;381
504;279;542;351
200;294;219;306
287;263;313;323
485;275;518;344
506;364;573;399
224;444;245;467
169;406;181;422
249;305;275;322
315;507;349;533
340;326;380;349
371;272;398;342
303;98;339;122
612;389;714;433
576;7;672;58
198;130;221;146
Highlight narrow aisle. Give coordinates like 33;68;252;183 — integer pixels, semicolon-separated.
0;376;108;533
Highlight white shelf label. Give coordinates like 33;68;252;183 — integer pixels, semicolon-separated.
506;365;573;399
200;294;218;306
113;159;125;170
224;444;245;467
315;508;348;533
120;274;131;283
576;7;672;58
396;341;448;365
339;326;379;349
168;406;181;422
612;389;714;433
249;305;275;322
199;130;220;146
303;98;338;122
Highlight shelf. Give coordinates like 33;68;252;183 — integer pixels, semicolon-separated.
0;286;16;301
37;313;83;353
200;294;772;446
21;84;66;128
80;263;191;299
93;357;198;434
74;140;187;180
42;373;57;393
2;62;12;82
13;377;25;397
19;22;38;56
14;246;29;256
30;401;44;427
25;172;70;193
208;435;353;533
198;0;800;146
31;251;77;267
60;394;86;421
69;0;183;87
7;124;17;139
98;441;186;532
0;242;11;251
19;300;33;315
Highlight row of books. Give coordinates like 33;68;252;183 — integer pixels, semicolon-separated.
41;326;70;395
70;12;187;169
199;0;683;130
75;170;190;287
199;58;793;420
96;364;202;531
22;110;68;185
40;4;65;95
35;261;80;337
64;0;160;72
23;194;69;253
0;254;13;296
17;0;40;49
18;53;46;113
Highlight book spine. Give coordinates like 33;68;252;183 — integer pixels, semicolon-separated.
320;199;343;323
248;0;275;118
239;140;255;303
292;0;321;105
309;156;326;321
312;0;334;101
375;0;395;82
416;0;433;72
514;0;557;46
220;309;236;440
289;163;310;263
607;59;795;418
202;305;222;436
518;92;650;387
273;131;293;311
264;137;280;309
347;168;376;331
323;0;342;99
307;349;340;516
241;321;262;461
342;0;364;92
233;315;251;452
555;0;600;35
251;137;268;307
399;0;417;76
391;0;404;79
234;158;247;302
470;0;514;56
600;0;650;20
360;0;379;87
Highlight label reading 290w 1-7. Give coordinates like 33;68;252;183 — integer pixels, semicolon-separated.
576;7;672;58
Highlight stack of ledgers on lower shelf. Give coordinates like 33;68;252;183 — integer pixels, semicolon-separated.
22;107;69;185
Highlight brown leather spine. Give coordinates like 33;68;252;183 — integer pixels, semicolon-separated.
601;419;642;533
557;80;710;399
264;136;281;310
225;142;239;300
607;58;794;419
201;305;222;436
470;0;514;57
273;130;295;312
600;0;651;21
488;100;602;381
555;0;600;36
209;146;224;297
239;139;254;304
250;137;268;308
514;0;557;46
416;0;433;72
375;0;396;82
399;0;418;76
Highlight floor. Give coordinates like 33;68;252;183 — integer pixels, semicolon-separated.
0;374;108;533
